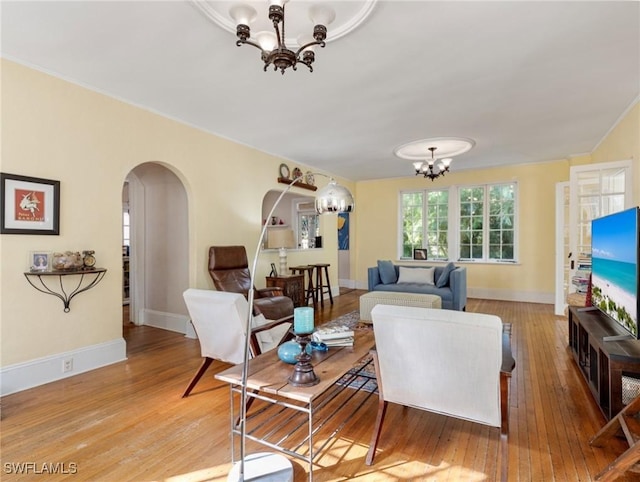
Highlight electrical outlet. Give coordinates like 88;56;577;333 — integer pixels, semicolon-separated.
62;357;73;373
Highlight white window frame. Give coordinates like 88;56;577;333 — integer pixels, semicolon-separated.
398;181;518;263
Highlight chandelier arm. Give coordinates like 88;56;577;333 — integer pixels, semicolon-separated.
294;40;325;58
273;23;284;48
236;39;266;53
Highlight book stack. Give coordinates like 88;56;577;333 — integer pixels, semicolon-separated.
313;325;355;347
571;252;592;294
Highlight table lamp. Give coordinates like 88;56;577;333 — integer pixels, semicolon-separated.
230;174;354;481
266;228;296;276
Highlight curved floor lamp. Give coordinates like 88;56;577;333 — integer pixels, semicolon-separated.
229;175;355;481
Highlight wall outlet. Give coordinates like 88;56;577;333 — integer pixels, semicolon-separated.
62;357;73;373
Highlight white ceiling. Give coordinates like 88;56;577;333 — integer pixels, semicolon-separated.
1;1;639;182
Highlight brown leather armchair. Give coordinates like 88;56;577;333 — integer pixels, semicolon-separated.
208;246;294;322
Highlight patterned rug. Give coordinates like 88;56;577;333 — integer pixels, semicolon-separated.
321;311;378;393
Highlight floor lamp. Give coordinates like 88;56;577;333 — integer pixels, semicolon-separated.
229;175;355;481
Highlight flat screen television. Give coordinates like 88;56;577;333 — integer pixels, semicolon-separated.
591;206;640;340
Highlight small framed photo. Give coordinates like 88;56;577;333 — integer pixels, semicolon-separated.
413;248;428;260
270;263;278;277
29;251;51;272
1;173;60;235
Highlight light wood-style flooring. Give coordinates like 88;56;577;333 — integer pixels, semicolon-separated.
1;291;636;481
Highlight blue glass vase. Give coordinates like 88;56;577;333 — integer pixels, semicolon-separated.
278;340;312;364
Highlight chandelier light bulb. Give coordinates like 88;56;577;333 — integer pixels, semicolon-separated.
229;4;257;26
441;158;453;167
413;161;423;172
309;4;336;26
256;31;277;52
269;0;288;7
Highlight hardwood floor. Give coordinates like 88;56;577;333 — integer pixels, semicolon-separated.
1;291;636;481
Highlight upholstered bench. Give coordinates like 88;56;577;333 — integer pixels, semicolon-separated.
359;291;441;322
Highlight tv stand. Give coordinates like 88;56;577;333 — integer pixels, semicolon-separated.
568;306;640;420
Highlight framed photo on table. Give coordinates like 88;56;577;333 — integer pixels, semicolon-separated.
413;248;428;260
1;173;60;235
29;251;52;272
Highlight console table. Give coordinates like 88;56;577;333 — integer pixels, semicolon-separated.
568;306;640;420
266;274;305;307
216;330;376;481
24;268;107;312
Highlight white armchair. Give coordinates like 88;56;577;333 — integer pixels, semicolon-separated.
181;289;291;397
367;305;515;481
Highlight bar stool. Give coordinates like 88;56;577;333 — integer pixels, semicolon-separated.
313;263;333;307
289;265;316;307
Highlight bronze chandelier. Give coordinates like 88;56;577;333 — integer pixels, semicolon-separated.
230;2;335;74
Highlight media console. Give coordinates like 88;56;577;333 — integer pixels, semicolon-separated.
568;305;640;420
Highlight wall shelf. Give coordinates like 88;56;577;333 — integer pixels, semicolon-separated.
24;268;107;313
277;177;317;191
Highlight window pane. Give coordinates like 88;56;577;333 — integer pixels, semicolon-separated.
401;192;424;258
487;183;516;261
425;189;449;260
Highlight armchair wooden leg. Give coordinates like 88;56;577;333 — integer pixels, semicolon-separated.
499;371;511;482
182;357;214;398
365;399;388;465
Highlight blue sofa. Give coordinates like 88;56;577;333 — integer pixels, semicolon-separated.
367;263;467;311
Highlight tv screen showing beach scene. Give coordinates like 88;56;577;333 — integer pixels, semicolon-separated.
591;207;639;338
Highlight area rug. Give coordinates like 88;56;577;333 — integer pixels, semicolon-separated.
320;311;378;393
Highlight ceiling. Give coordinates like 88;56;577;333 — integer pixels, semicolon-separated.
1;1;639;182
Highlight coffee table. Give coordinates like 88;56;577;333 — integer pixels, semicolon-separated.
215;329;376;481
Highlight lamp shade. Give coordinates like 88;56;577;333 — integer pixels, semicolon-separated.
266;228;296;249
315;179;355;214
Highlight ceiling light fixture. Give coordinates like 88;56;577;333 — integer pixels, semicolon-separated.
394;137;475;182
229;1;335;74
413;147;453;181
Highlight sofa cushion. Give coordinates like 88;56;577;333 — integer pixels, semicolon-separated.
436;262;456;288
398;266;435;285
377;260;398;284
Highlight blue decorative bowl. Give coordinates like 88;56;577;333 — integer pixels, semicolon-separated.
277;341;312;364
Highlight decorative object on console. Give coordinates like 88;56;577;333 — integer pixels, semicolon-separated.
394;137;475;181
29;251;51;272
413;248;427;260
82;250;96;268
192;1;377;75
52;251;84;271
266;228;296;276
231;172;355;481
1;172;60;235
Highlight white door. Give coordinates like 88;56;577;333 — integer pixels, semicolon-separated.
554;182;570;315
562;160;633;313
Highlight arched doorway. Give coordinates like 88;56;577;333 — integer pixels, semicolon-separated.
123;162;192;336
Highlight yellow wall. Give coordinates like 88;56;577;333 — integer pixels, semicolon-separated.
0;60;343;367
591;102;640;205
353;160;570;302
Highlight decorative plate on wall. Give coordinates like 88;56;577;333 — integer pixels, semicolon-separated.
305;171;315;186
279;163;290;179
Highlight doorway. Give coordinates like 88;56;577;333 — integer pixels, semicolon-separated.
122;163;191;334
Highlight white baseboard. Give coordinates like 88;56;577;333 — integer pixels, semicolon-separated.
338;278;357;289
140;309;193;336
0;338;126;396
467;287;554;304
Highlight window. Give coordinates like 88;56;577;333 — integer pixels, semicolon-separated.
400;182;517;262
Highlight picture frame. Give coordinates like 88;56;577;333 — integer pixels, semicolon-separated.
270;263;278;277
413;248;428;260
1;173;60;235
29;251;52;272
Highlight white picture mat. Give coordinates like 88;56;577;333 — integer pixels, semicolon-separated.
4;178;56;230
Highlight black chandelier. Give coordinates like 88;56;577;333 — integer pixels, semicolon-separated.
230;2;335;74
414;147;453;181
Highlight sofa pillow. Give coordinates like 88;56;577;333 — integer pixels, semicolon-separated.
377;260;398;284
397;266;435;285
436;262;456;288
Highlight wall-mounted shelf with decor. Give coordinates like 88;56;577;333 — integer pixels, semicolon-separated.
23;268;107;313
277;177;317;191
